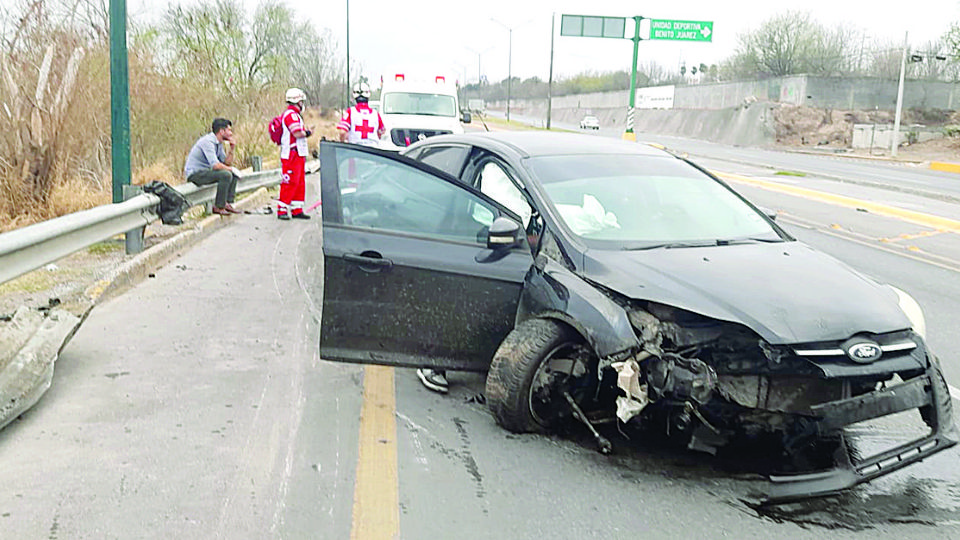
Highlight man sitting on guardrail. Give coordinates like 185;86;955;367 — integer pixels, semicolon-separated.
184;118;242;215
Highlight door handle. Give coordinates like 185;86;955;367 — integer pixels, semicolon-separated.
344;252;394;272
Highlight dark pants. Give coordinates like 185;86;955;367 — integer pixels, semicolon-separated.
187;169;237;208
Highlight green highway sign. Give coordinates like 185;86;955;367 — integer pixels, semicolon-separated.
648;19;713;42
560;14;626;39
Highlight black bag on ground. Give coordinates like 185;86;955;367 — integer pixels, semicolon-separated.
142;181;191;225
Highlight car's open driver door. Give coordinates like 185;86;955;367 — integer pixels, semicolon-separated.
318;142;532;372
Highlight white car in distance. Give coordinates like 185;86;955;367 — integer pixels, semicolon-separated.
580;115;600;130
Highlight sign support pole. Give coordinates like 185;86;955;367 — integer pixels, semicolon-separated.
623;16;642;141
560;14;710;142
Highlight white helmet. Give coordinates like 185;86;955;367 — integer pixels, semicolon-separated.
285;87;306;104
352;82;371;101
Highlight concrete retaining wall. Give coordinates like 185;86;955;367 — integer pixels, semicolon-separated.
489;75;959;148
499;95;778;147
672;76;960;110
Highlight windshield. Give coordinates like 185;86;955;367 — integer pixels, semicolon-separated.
381;92;457;117
526;154;783;249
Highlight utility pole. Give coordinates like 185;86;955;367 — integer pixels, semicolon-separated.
345;0;350;109
892;31;908;157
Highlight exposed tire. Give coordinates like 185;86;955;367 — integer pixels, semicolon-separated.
485;318;596;433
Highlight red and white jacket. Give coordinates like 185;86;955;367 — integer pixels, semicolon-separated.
281;104;308;159
337;103;385;147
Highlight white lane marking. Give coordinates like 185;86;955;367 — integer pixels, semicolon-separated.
396;412;432;467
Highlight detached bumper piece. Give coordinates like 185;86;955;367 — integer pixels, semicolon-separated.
762;367;958;505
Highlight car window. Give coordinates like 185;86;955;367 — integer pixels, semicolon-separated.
526;154;778;246
413;145;469;177
382;92;457;117
473;161;532;227
333;147;497;244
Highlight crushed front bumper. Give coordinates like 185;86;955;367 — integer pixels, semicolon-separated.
761;365;958;505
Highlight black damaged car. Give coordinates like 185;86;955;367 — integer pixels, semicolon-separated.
316;132;957;503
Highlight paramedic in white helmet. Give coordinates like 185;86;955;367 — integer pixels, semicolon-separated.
337;82;385;146
278;87;312;220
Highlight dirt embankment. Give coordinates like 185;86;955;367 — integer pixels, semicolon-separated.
772;105;960;160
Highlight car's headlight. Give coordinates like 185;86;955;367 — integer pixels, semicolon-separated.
890;285;926;339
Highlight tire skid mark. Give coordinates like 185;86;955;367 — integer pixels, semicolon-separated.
452;417;487;501
397;413;488;506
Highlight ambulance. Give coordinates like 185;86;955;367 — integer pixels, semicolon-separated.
377;71;471;151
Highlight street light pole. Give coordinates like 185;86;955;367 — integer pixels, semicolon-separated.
345;0;350;109
507;28;513;121
892;31;908;158
547;12;555;129
466;46;494;101
490;18;531;122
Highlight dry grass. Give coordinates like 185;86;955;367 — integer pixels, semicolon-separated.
132;161;182;187
47;176;111;217
302;108;343;141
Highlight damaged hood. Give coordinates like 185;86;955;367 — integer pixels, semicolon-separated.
581;241;910;344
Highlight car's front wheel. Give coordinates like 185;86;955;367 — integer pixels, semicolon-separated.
485;318;598;433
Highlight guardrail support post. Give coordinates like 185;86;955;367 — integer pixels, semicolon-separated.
251;156;262;172
123;185;144;255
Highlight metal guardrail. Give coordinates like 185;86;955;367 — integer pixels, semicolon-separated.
0;168;281;286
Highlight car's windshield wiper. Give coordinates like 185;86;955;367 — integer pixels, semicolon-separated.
624;241;717;251
715;236;786;245
624;237;786;250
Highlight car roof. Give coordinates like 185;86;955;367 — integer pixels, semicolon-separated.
412;131;669;160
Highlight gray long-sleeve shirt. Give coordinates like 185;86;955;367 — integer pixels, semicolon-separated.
183;133;226;178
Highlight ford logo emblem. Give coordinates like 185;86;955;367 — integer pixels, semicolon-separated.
847;342;882;363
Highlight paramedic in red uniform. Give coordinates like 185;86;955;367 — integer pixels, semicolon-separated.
337;82;385;147
278;87;312;220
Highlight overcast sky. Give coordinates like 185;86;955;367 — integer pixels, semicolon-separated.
130;0;960;84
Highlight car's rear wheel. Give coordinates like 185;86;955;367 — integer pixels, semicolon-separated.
485;318;597;433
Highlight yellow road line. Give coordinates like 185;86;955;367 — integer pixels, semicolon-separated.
880;230;947;243
781;213;960;273
931;161;960;174
351;365;399;540
716;171;960;233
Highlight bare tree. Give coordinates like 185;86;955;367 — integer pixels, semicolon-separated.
867;41;905;80
288;26;344;110
160;0;343;106
162;0;248;96
726;11;858;78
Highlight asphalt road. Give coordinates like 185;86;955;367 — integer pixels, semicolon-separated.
3;132;960;537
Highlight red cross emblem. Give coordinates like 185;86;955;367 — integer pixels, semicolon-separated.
355;118;374;139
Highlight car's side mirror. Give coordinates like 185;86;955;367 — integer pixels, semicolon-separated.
462;111;472;124
486;216;521;250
